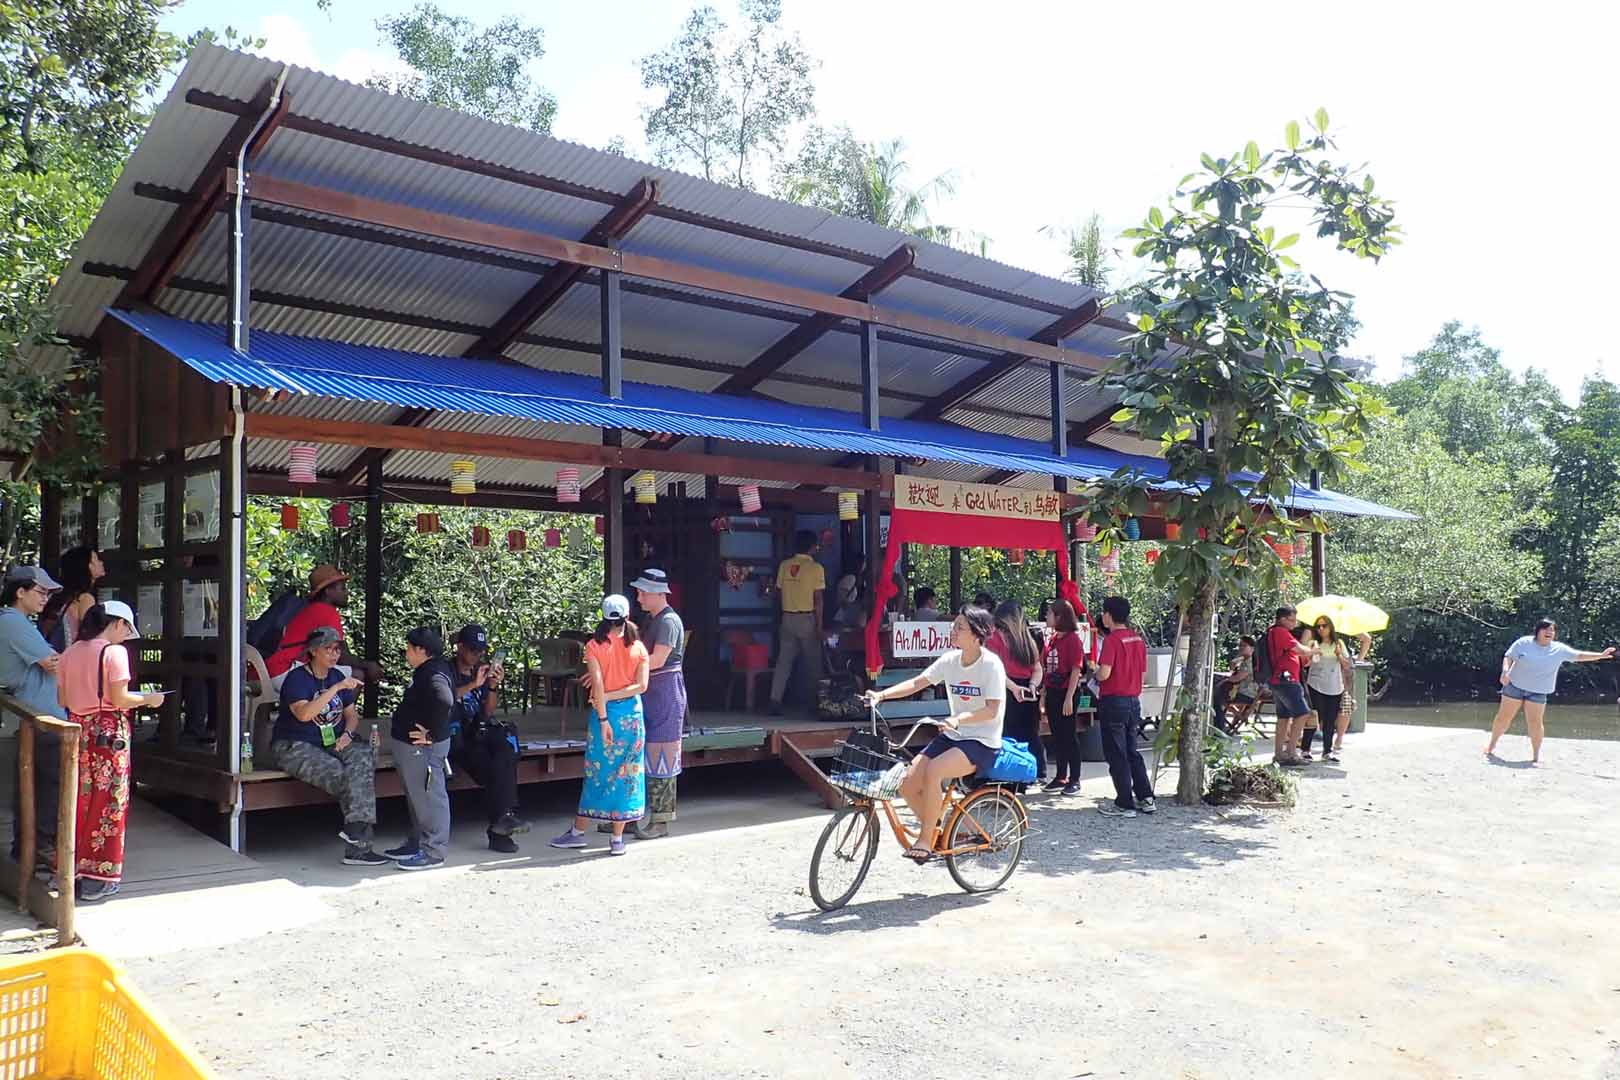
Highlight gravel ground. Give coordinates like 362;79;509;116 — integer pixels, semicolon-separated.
125;727;1620;1080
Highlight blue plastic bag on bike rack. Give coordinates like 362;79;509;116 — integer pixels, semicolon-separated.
982;737;1037;783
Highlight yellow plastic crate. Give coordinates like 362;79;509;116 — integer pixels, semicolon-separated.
0;949;214;1079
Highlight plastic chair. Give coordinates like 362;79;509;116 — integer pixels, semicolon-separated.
532;637;585;710
242;645;278;772
724;631;772;712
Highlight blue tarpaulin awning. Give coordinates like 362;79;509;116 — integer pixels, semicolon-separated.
108;309;1414;520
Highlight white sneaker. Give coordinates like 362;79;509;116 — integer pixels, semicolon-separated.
1139;797;1157;814
1098;803;1137;818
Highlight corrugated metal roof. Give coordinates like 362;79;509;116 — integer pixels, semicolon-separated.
110;310;1133;482
43;44;1130;419
110;310;1413;520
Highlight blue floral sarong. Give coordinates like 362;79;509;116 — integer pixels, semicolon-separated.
578;695;646;822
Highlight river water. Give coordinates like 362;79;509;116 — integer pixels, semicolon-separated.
1374;701;1620;741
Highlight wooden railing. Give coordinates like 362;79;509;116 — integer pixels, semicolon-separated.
1;691;80;945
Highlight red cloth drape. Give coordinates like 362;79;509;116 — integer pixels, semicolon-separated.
864;509;1084;675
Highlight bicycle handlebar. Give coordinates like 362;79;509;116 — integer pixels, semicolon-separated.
868;703;948;750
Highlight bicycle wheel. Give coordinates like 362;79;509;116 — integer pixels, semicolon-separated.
809;804;879;911
944;787;1027;894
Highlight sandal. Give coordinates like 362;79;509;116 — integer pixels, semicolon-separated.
902;845;934;864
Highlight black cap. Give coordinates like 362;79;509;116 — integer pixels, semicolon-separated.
454;624;488;651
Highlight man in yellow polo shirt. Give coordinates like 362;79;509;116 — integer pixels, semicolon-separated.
769;529;826;715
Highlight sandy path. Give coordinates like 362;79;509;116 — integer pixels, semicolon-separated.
124;727;1620;1079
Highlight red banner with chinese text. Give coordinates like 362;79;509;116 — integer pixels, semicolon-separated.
864;478;1083;676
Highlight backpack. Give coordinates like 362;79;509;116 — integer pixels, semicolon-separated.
246;590;308;659
1253;628;1275;687
982;738;1037;784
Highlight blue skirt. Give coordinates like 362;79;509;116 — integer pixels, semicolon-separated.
578;696;646;822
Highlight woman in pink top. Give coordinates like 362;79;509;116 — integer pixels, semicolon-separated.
56;601;162;903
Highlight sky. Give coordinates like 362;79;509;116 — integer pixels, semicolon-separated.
159;0;1617;401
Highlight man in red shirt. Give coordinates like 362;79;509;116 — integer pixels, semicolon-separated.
1092;595;1155;817
1266;605;1316;767
265;565;378;691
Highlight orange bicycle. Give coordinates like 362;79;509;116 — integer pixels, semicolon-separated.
808;707;1029;911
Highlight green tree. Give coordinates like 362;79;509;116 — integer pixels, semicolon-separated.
0;0;184;557
1384;322;1556;464
246;499;604;708
1098;110;1399;803
1052;212;1112;290
1332;415;1544;695
777;129;986;250
1537;376;1620;631
639;0;816;188
370;3;557;133
0;0;181;173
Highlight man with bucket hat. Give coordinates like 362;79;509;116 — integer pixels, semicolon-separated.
632;569;685;839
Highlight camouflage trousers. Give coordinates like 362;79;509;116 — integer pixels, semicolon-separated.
272;739;378;838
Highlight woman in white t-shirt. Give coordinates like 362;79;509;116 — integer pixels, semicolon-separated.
865;606;1005;864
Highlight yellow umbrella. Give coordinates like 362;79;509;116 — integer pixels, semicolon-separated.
1296;595;1390;636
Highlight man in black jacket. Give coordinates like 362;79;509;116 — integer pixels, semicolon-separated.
383;627;456;870
447;624;525;853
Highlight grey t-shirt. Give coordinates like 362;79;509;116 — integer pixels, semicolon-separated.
649;606;685;667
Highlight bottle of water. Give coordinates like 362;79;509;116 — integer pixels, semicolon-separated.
240;724;253;773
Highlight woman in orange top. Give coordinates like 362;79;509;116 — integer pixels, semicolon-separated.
549;595;649;856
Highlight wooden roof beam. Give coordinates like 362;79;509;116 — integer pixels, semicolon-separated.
465;178;658;359
120;78;290;305
229;171;1107;372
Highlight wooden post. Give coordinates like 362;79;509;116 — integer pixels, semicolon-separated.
949;547;962;613
16;720;33;914
1310;469;1327;595
860;321;879;431
863;458;884;618
1054;477;1070;599
163;453;184;752
603;431;625;596
54;726;77;943
364;460;383;718
39;486;62;568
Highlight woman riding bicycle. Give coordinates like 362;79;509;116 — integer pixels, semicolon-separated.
863;605;1005;864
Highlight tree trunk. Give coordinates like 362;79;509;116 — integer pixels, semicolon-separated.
1175;577;1219;804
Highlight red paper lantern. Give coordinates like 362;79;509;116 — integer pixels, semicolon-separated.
416;512;440;534
471;526;492;549
508;529;528;552
543;528;561;548
1009;548;1025;565
329;502;352;529
280;503;299;531
1145;549;1160;565
1198;527;1209;541
594;516;605;537
1072;519;1098;542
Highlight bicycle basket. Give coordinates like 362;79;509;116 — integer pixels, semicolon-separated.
830;732;907;800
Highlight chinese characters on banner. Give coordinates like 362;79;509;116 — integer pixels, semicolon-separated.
895;477;1062;522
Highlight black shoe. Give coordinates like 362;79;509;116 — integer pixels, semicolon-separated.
1139;797;1157;814
342;845;390;866
487;831;519;854
767;702;784;717
383;840;420;861
1042;778;1067;792
1061;783;1080;796
490;812;522;837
